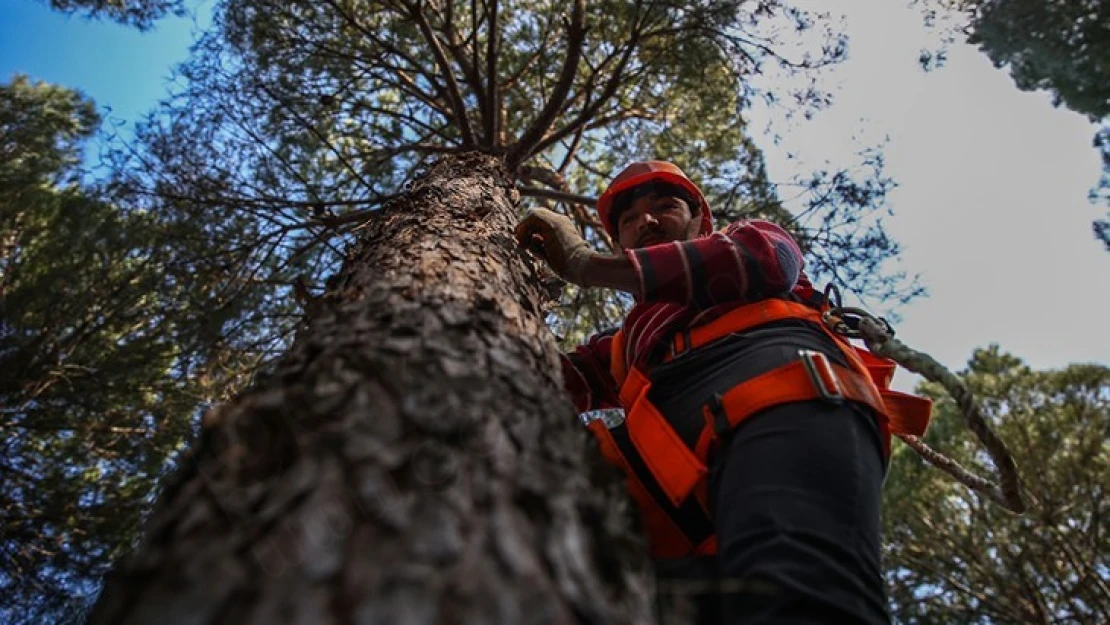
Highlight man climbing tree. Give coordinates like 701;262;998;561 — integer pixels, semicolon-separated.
515;161;932;624
83;1;923;623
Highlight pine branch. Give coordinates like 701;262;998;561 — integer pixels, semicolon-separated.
409;0;478;147
506;0;586;167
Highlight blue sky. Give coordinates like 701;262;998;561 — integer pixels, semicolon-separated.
0;0;205;138
2;0;1107;392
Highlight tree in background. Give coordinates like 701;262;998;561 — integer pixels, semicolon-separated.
914;0;1110;251
0;75;260;624
1094;126;1110;251
40;0;184;30
882;346;1110;623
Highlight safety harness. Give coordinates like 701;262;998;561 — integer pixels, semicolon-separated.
585;298;933;559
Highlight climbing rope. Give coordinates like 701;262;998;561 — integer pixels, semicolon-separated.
821;288;1027;514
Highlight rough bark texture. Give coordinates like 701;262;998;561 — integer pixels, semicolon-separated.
88;153;655;625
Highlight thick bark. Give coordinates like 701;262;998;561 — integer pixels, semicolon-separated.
88;153;655;625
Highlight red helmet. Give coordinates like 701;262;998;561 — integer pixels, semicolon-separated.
596;161;713;239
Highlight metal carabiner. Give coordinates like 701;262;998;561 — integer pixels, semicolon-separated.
821;305;895;340
819;282;895;339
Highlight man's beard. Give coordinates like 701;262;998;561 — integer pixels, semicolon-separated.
637;230;669;247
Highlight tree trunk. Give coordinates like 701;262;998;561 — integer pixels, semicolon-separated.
88;153;655;625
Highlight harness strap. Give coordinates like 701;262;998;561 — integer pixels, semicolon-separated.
877;389;932;437
666;299;931;440
706;352;887;437
618;365;650;408
586;420;716;559
625;381;709;507
856;347;896;387
595;297;933;556
671;299;818;358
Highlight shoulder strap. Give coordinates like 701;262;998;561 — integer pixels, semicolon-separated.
609;328;628;388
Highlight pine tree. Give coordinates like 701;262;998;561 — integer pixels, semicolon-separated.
883;347;1110;624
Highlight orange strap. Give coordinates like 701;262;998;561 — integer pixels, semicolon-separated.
671;299;823;356
618;365;650;407
667;299;932;439
710;353;886;431
708;351;930;437
586;419;714;557
612;358;710;510
877;389;932;437
841;345;931;438
624;381;708;507
610;328;631;389
855;347;897;388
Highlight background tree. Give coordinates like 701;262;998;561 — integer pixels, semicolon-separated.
40;0;184;30
0;75;258;624
1094;126;1110;251
913;0;1110;251
882;346;1110;624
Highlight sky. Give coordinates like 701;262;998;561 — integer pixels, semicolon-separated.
746;0;1109;390
0;0;206;143
1;0;1107;392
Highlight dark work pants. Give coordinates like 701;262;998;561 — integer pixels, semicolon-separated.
654;401;888;625
648;323;890;625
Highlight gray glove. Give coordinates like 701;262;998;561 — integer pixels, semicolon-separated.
514;208;595;285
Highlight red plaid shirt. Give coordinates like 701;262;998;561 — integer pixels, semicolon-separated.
562;219;814;412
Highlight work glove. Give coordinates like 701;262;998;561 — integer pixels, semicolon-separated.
514;208;595;286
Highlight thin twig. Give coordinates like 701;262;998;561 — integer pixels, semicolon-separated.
517;186;596;206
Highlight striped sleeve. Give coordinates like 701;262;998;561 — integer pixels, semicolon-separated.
560;331;621;413
625;219;803;308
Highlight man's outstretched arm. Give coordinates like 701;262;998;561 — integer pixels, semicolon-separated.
621;220;803;307
516;208;803;306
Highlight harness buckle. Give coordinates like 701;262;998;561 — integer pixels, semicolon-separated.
799;350;844;404
668;328;694;360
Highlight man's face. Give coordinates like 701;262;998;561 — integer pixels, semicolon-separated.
615;192;702;249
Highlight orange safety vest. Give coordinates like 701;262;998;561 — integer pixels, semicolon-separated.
584;298;933;559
